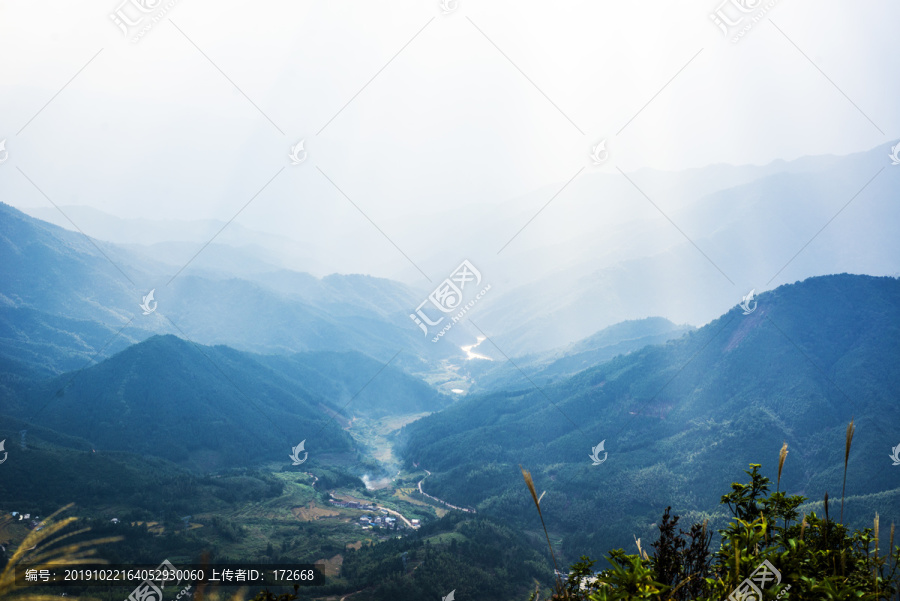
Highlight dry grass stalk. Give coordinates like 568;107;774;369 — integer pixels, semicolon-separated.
841;419;855;523
0;504;122;601
875;513;880;560
874;513;880;592
520;465;566;599
777;441;788;492
665;575;693;601
634;536;649;562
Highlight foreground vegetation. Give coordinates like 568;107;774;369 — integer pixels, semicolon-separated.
4;426;900;600
529;450;900;599
8;457;898;601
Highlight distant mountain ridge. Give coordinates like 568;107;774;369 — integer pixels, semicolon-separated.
11;142;900;362
0;202;450;373
476;142;900;354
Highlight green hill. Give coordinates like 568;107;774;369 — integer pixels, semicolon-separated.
4;332;451;472
8;334;354;470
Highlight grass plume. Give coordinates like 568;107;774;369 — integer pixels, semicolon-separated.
634;536;649;562
841;419;855;523
0;504;122;601
520;465;566;599
776;441;788;492
875;513;880;556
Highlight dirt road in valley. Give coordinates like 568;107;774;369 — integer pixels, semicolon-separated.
417;470;476;513
380;506;414;528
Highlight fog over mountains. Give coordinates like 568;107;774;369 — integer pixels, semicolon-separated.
16;141;900;357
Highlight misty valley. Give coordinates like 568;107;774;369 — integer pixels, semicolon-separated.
3;4;900;597
2;183;900;599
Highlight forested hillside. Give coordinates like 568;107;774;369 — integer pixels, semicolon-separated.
400;274;900;560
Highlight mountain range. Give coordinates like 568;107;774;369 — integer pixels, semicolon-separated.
16;143;900;359
473;142;900;354
0;201;446;373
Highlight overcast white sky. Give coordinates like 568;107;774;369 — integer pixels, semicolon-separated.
1;0;898;283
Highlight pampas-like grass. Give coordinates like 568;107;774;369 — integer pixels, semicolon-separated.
0;504;121;601
841;419;855;523
520;465;566;599
875;513;880;559
874;512;880;592
777;441;788;492
633;536;649;562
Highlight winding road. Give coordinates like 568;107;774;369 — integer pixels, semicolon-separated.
417;470;476;513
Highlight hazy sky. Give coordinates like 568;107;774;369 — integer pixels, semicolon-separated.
1;0;898;283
